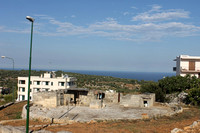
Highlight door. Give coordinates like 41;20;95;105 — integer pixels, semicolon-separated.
189;61;195;71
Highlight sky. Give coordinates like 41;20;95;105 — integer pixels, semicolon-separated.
0;0;200;72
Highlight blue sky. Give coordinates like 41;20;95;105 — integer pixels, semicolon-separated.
1;0;200;72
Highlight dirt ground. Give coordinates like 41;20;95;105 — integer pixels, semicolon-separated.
1;102;200;133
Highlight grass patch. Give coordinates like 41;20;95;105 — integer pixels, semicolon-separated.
15;112;22;119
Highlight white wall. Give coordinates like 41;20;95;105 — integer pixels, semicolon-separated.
17;73;77;101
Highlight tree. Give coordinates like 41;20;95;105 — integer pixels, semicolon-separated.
140;82;165;102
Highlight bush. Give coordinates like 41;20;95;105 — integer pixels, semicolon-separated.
140;82;165;102
186;88;200;106
4;94;12;103
158;75;200;94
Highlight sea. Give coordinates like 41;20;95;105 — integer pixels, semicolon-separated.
64;70;175;82
0;68;175;82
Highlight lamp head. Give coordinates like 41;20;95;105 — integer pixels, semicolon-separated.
26;16;34;22
1;56;5;58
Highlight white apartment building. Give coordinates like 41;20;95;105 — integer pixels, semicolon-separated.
17;71;77;101
174;55;200;78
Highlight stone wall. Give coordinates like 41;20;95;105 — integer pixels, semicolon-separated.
104;90;119;104
32;91;60;108
120;93;155;108
64;91;95;106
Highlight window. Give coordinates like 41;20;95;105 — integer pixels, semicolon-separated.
21;88;25;92
30;89;32;92
59;82;65;86
58;82;65;86
22;95;25;100
37;81;40;85
34;88;40;92
19;80;25;84
45;81;49;85
51;82;53;86
30;96;32;100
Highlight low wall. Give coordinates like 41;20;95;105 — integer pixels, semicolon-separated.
0;102;14;111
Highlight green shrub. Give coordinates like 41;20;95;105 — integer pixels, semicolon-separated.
140;82;165;102
4;94;12;103
186;88;200;106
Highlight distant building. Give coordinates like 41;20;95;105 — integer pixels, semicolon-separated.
173;55;200;78
17;71;77;101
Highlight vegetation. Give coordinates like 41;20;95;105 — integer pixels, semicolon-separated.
53;70;141;93
141;74;200;105
186;88;200;106
0;69;141;105
0;101;26;120
1;69;200;105
140;82;165;102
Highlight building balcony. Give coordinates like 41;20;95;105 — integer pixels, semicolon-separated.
67;77;77;82
181;68;200;73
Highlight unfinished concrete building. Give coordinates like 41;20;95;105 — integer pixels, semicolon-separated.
32;89;155;108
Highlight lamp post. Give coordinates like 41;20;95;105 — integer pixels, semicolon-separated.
26;16;34;133
1;56;15;102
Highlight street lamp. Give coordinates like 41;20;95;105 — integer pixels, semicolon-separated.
1;56;15;102
1;56;14;70
26;16;34;133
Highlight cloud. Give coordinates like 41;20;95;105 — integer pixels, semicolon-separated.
0;6;199;42
132;5;189;22
0;26;29;34
150;5;162;12
30;6;199;42
123;12;129;16
131;6;137;9
89;19;200;41
71;15;76;18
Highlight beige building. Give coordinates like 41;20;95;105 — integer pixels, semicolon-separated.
174;55;200;78
17;72;77;101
